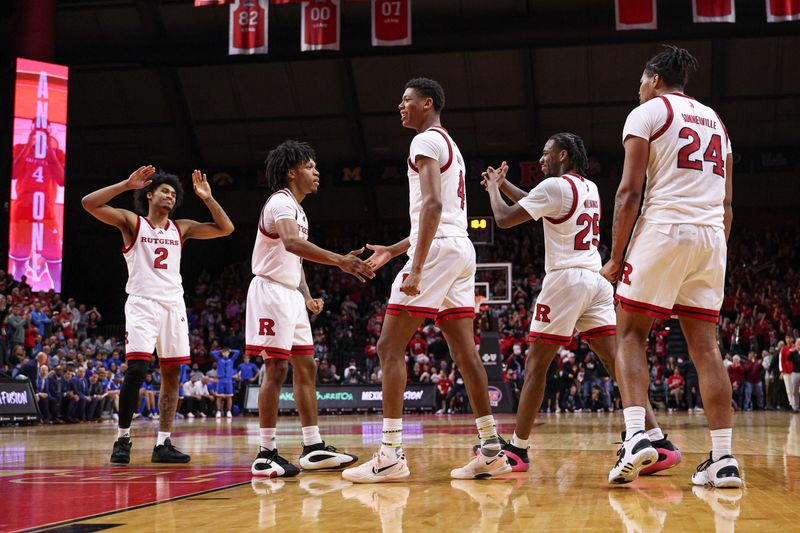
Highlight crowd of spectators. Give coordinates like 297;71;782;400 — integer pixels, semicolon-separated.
2;221;799;423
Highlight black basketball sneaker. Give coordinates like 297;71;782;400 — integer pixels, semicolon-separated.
110;436;132;465
251;448;301;478
151;438;191;463
472;435;530;472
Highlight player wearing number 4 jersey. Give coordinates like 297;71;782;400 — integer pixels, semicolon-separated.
602;46;741;488
82;166;234;465
249;140;372;478
481;133;678;476
343;78;511;483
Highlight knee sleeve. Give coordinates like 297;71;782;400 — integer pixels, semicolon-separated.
118;361;149;428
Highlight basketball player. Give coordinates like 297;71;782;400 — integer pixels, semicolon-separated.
82;166;234;464
479;133;680;476
249;140;372;478
9;125;65;291
343;78;511;483
602;46;741;487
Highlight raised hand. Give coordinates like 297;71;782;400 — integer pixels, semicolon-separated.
126;165;156;190
365;243;393;271
481;161;509;191
306;298;324;316
192;170;213;201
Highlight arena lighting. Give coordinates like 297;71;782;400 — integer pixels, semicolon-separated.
8;58;68;292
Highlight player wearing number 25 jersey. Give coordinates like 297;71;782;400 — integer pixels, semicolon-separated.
83;167;233;466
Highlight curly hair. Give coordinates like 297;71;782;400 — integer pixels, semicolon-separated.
644;45;699;90
405;77;446;113
133;172;183;216
548;133;589;177
264;140;316;192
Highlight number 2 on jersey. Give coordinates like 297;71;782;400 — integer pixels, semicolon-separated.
153;247;169;270
457;170;465;210
677;127;724;177
574;213;599;251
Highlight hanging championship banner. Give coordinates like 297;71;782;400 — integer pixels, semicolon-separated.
195;0;231;6
692;0;735;22
615;0;657;30
229;0;269;55
371;0;411;47
766;0;800;22
9;58;68;293
301;0;340;52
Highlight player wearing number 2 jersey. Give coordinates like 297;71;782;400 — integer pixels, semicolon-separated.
343;78;511;483
481;133;678;476
82;166;234;466
602;46;741;488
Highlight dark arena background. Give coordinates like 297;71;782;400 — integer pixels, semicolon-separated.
0;1;799;531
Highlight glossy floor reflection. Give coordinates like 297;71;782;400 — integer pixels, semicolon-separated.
2;412;799;531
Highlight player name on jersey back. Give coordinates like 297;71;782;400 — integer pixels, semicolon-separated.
123;216;184;304
623;92;731;228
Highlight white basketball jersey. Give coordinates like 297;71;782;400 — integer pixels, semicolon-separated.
622;92;731;228
252;188;308;288
406;126;469;248
123;216;183;304
518;173;602;274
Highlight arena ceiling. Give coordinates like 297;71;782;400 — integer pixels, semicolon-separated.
1;0;798;177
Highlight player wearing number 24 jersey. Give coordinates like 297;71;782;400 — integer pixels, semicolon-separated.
83;166;234;466
602;46;741;488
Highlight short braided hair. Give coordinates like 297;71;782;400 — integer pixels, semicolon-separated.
645;45;699;90
548;133;589;176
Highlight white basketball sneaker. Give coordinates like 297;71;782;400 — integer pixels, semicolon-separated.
251;448;300;478
342;450;410;483
299;441;358;471
608;431;659;484
691;453;743;488
451;451;512;480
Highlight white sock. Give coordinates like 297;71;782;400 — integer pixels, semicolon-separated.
646;427;664;442
118;427;130;439
157;431;170;446
623;406;646;438
476;415;501;456
380;418;403;458
710;428;732;461
511;431;529;449
260;427;277;451
302;426;323;446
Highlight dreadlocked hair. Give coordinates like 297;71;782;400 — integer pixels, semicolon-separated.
549;133;589;177
133;172;183;216
405;77;446;113
264;140;316;192
645;45;699;90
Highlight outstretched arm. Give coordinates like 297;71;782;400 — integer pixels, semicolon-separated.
480;161;527;203
364;238;411;271
275;218;374;282
484;164;532;229
177;170;235;240
600;136;648;284
81;166;153;244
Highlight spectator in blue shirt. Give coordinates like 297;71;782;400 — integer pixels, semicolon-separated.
30;302;51;336
211;348;239;418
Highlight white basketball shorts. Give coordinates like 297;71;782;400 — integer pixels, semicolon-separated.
528;268;616;345
616;222;726;323
387;236;476;324
125;295;190;366
245;276;313;360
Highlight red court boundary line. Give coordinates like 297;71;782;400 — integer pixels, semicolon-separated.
17;477;251;533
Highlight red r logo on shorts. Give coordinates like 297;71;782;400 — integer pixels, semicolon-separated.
621;262;633;285
535;304;551;323
259;318;276;336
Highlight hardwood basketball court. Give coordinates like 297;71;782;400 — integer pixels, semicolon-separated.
3;412;799;532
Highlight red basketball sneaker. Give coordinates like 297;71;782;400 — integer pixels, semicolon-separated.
640;435;682;475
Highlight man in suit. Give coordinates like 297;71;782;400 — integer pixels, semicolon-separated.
68;367;90;421
48;366;68;422
34;365;56;423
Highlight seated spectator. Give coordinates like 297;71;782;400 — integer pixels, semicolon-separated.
667;368;685;412
562;384;583;413
318;360;339;385
343;358;362;384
